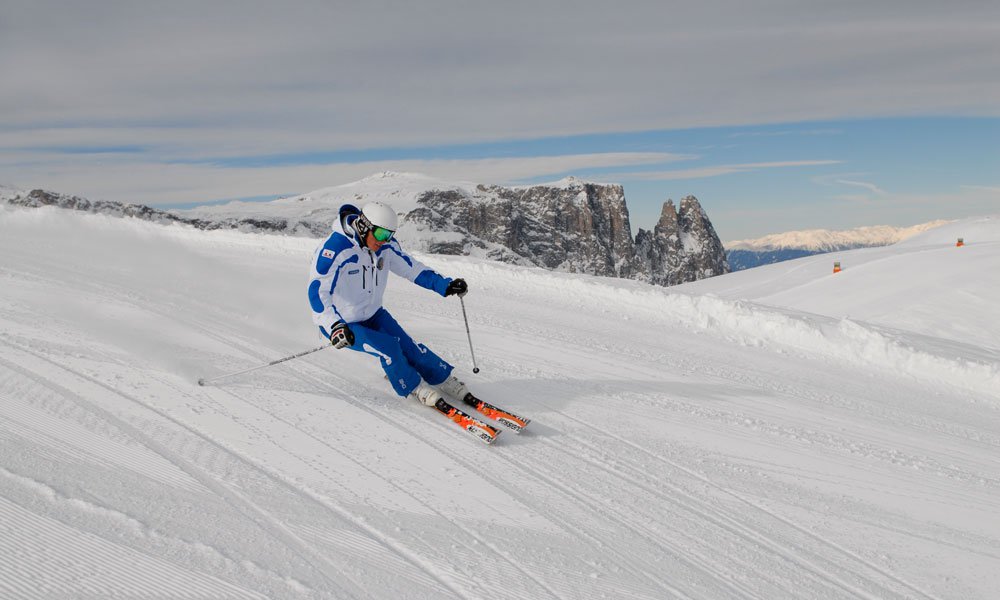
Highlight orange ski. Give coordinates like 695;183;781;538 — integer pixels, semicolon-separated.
433;398;501;445
463;394;531;434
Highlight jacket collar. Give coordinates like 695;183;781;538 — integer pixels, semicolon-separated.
339;204;364;247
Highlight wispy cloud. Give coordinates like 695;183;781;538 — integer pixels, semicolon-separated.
832;194;875;203
813;173;889;200
729;129;843;138
617;160;842;181
835;179;888;195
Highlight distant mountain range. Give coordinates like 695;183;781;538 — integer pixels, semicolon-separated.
725;221;951;270
1;173;730;287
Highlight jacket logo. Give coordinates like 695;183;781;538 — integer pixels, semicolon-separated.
377;257;385;270
322;249;335;259
348;269;360;275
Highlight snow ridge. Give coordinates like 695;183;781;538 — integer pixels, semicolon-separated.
448;256;1000;398
664;293;1000;397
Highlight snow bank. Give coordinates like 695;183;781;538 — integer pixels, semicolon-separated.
431;255;1000;398
654;293;1000;397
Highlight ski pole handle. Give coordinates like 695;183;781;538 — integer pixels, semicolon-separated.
459;295;480;374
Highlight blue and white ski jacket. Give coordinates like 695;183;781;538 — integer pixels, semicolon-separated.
307;204;452;332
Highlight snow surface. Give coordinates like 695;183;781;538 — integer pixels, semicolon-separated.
726;220;952;252
2;206;999;599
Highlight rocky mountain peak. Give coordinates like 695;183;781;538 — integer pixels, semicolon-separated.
654;199;679;237
677;195;729;280
679;195;699;209
411;179;637;277
633;195;729;286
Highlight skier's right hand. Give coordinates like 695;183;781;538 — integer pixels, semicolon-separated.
445;278;468;297
329;321;355;349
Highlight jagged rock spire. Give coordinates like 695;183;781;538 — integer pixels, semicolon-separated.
634;195;729;286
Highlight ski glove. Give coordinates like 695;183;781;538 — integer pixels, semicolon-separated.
445;278;468;297
329;321;355;349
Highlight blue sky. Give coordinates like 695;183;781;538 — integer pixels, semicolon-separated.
2;1;998;240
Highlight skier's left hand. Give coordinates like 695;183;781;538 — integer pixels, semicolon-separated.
445;278;468;297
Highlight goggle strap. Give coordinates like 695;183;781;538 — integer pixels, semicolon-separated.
355;213;372;235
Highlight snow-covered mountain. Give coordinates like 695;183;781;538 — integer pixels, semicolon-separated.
4;172;729;286
0;183;24;201
725;220;951;270
2;203;998;599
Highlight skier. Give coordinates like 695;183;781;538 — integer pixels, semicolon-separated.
307;201;473;409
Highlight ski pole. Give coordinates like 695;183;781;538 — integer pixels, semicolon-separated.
197;344;330;386
459;295;480;374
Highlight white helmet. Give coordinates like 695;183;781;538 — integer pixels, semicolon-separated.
361;202;398;231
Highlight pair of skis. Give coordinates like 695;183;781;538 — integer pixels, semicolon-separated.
432;393;530;445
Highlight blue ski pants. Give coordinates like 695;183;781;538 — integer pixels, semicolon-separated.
320;308;453;397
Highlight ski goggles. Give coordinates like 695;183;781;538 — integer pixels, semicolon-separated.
372;226;395;242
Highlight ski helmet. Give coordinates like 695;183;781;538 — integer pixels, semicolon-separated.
359;202;397;232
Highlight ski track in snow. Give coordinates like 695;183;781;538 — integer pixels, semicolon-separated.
2;208;999;599
0;296;470;599
0;348;370;600
459;335;942;600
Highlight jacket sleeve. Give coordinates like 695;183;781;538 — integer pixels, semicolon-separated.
383;241;452;296
308;234;357;331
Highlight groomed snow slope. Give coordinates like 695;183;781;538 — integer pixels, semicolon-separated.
1;207;998;599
